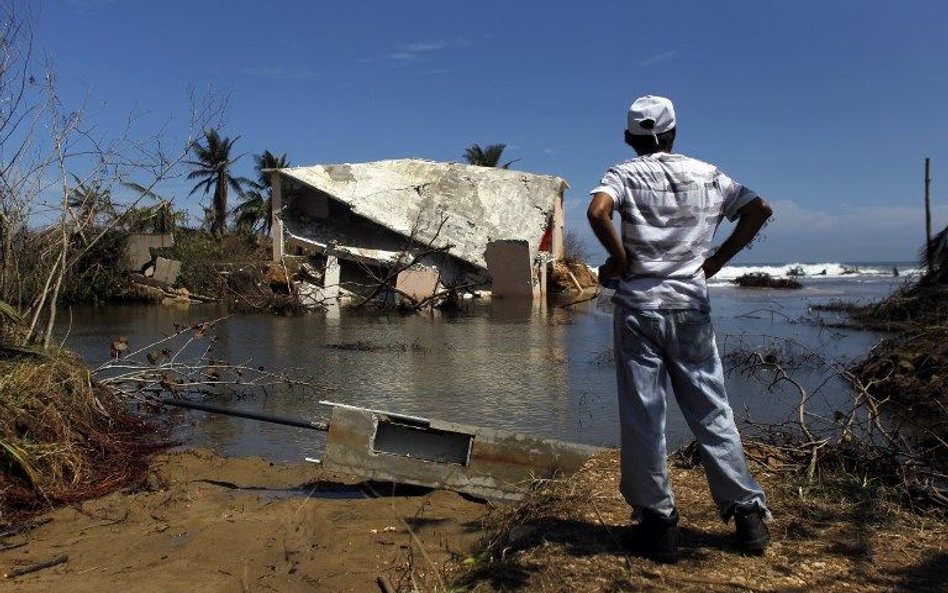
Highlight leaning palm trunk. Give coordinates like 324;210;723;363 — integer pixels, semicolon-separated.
213;173;227;237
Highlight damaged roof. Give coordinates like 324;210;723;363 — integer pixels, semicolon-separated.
276;159;567;269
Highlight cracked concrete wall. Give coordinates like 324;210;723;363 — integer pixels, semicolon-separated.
277;159;567;270
125;233;174;272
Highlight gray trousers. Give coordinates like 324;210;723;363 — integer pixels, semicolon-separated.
613;305;769;521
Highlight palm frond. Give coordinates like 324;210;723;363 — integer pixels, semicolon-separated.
0;439;39;486
253;150;291;190
188;178;213;196
0;299;22;324
463;143;508;167
122;181;165;202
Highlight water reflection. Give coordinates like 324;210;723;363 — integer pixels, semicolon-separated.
58;278;898;461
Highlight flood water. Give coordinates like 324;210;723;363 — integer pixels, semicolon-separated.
58;273;905;461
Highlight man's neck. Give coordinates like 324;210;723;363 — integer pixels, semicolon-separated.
637;149;672;157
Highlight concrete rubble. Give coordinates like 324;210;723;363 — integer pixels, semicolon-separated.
121;233;197;303
269;159;567;307
320;402;600;501
152;257;182;286
125;233;174;273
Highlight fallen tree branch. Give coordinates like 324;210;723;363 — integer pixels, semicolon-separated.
0;517;51;538
3;554;68;579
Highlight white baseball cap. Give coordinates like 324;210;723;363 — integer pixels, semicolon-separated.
627;95;676;137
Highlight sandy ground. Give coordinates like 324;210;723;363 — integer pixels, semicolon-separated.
3;446;946;593
0;449;488;592
456;447;948;593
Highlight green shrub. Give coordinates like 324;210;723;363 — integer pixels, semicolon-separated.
153;229;270;296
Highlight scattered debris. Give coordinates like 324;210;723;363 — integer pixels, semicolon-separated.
324;341;428;353
0;518;52;539
549;260;598;293
2;554;68;579
732;272;803;289
319;402;601;501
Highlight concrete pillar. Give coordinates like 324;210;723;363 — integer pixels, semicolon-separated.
323;255;341;300
551;183;566;260
270;171;284;263
485;240;534;298
534;258;547;298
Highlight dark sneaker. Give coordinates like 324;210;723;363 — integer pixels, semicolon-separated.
623;508;679;564
734;506;770;555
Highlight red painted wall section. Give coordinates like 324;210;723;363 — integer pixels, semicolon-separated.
538;222;553;253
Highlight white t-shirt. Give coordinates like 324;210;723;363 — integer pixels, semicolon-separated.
591;152;758;310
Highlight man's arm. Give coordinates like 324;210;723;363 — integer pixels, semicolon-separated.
587;192;629;280
702;197;773;278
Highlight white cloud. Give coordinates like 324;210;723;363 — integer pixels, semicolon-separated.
242;67;316;81
362;38;469;67
638;50;678;67
563;196;948;264
753;198;948;261
768;199;948;234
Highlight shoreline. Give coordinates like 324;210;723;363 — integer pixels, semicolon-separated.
0;449;488;592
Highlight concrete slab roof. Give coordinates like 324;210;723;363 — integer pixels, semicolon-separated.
276;159;567;270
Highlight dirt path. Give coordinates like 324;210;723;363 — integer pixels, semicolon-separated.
0;449;488;592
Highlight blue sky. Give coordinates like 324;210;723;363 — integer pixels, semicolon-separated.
37;0;948;263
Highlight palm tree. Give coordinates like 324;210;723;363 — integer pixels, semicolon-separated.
232;150;290;235
67;175;115;245
187;129;249;237
121;182;189;234
67;175;115;228
462;143;519;168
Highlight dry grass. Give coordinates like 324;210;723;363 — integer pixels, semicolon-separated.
0;348;162;523
452;445;947;593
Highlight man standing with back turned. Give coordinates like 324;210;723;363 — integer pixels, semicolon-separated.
587;96;773;564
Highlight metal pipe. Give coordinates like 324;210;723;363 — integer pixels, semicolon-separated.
162;398;330;432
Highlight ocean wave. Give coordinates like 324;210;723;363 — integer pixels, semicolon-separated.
710;262;920;282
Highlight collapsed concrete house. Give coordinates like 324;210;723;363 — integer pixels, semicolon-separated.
269;159;567;305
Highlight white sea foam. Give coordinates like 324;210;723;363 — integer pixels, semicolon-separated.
709;262;920;283
582;260;920;285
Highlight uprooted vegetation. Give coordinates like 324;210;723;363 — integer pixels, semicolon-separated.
0;347;164;521
725;332;946;512
849;281;948;452
732;272;802;289
811;272;948;444
0;317;320;523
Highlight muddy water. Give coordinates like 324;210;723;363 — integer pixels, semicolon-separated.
59;276;900;461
